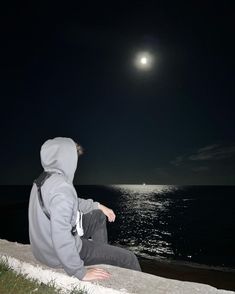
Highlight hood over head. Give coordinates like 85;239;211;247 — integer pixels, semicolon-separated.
40;137;78;183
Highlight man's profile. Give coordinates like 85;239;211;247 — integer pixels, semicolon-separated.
28;137;141;281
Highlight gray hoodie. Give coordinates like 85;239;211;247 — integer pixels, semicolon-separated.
28;137;99;279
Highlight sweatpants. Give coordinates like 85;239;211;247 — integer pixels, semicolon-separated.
79;209;141;272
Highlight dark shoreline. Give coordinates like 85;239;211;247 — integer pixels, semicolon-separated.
139;257;235;291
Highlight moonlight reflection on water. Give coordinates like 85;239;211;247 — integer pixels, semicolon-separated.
111;185;178;259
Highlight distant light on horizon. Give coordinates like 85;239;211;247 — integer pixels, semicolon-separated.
134;51;154;70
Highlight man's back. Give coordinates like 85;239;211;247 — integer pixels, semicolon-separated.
28;173;79;267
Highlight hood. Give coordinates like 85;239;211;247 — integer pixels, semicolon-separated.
40;137;78;183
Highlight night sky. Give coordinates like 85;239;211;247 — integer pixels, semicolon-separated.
1;2;234;185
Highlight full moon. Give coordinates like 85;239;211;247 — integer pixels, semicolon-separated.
140;57;147;64
134;51;154;70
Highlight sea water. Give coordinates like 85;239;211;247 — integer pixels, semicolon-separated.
0;185;234;270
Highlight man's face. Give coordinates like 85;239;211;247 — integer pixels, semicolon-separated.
76;143;84;156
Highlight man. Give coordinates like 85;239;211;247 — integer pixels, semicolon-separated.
28;137;141;281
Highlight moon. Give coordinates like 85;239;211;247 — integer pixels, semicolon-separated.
140;57;147;64
134;51;154;70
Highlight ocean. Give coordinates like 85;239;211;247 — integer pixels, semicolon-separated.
0;185;234;271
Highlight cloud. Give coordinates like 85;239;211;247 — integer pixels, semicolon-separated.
197;144;219;152
189;144;235;161
170;155;184;167
191;166;209;172
171;143;235;167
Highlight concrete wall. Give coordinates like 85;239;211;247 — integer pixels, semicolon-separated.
0;239;234;294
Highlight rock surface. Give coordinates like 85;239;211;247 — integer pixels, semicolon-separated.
0;239;234;294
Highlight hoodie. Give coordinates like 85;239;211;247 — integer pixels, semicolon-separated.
28;137;99;279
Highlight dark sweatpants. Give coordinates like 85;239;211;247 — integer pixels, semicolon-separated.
79;209;141;272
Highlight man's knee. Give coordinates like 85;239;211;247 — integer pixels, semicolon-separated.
92;209;106;223
125;250;141;271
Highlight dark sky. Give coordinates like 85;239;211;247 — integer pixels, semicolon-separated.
1;2;234;185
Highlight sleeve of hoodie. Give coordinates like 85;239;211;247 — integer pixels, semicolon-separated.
49;189;86;280
78;197;99;214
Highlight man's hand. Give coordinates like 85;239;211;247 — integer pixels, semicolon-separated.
82;268;111;281
98;204;116;222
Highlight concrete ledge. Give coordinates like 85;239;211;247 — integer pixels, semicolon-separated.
0;239;234;294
